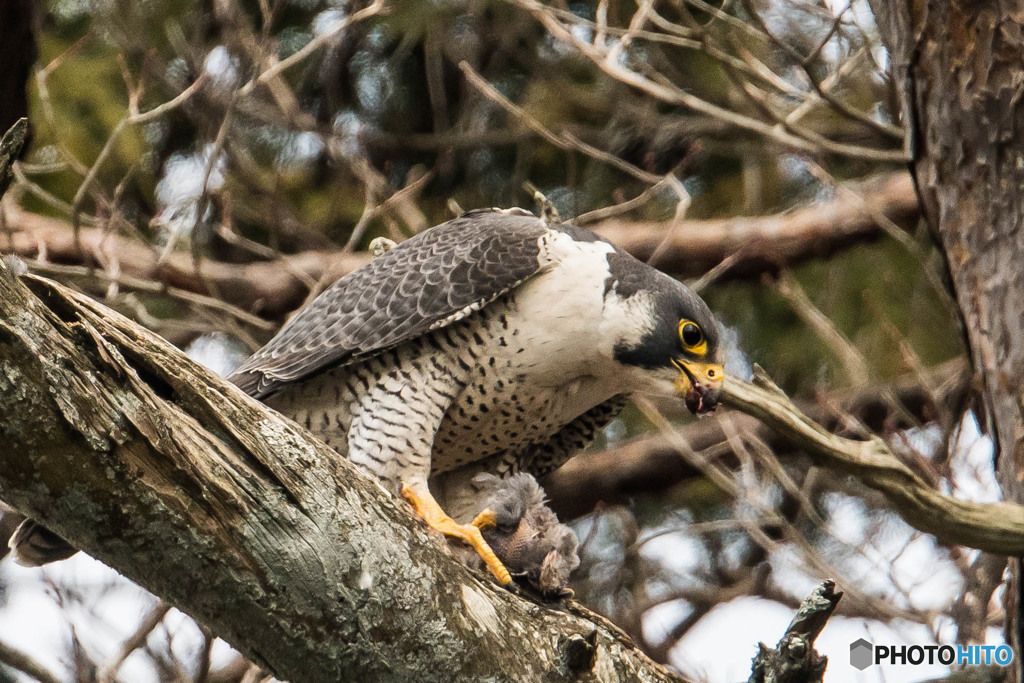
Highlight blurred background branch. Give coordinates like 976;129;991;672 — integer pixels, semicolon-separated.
2;170;916;321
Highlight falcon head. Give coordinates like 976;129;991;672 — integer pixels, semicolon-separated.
670;312;724;415
608;263;724;415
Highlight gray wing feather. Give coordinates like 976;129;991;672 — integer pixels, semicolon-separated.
229;211;550;398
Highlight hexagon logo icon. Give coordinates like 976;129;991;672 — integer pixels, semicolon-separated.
850;638;873;670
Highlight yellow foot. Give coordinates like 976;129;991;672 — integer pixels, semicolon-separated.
401;484;512;587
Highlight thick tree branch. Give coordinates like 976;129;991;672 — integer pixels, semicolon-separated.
592;172;919;278
0;260;683;682
748;580;841;682
722;368;1024;555
546;358;969;519
0;209;1002;677
2;171;918;319
1;204;366;319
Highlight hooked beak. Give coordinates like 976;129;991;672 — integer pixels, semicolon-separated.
672;359;724;415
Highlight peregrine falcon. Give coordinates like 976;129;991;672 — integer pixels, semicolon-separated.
228;208;724;586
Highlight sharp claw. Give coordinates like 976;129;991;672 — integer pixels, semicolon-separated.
400;483;513;586
471;508;498;531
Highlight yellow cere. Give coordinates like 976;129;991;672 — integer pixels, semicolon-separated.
677;319;708;356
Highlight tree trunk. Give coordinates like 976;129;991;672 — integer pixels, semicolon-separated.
868;3;1024;677
0;259;684;682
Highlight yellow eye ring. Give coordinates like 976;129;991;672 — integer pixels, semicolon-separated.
678;320;708;356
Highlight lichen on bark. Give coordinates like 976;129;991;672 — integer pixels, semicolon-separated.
0;258;686;682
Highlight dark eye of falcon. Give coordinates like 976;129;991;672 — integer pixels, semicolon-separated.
680;321;704;351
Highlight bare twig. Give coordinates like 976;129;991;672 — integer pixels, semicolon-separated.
723;369;1024;555
507;0;906;163
459;61;666;185
773;271;871;386
96;601;173;683
23;259;277;331
237;0;388;98
0;640;64;683
633;395;903;622
546;358;969;518
4;173;920;319
71;75;209;244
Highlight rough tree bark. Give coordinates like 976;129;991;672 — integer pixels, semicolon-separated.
0;111;682;680
6;251;1016;683
0;257;687;682
748;580;841;683
868;2;1024;677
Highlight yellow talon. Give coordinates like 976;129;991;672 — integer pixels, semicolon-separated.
471;508;498;531
401;484;513;586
